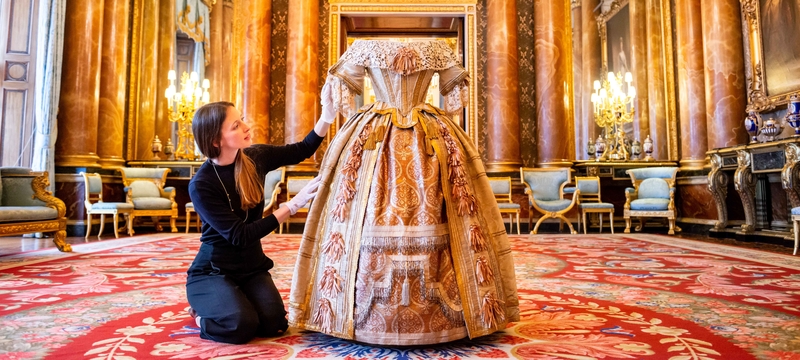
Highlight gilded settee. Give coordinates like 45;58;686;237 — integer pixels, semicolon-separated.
0;167;69;251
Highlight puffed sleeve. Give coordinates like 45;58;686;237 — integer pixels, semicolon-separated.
325;60;366;119
438;65;470;115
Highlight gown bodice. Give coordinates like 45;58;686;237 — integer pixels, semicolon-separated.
326;39;470;120
365;67;435;115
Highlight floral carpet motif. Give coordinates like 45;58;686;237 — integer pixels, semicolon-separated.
1;233;800;359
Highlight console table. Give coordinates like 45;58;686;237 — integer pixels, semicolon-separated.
707;138;800;234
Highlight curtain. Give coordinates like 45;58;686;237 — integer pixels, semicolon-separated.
32;0;66;190
177;0;211;81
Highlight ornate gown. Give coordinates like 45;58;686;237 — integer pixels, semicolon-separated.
288;40;519;346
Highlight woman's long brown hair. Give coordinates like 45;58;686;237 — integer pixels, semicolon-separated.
193;101;263;211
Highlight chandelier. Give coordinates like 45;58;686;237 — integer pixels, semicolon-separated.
164;70;210;161
590;71;636;161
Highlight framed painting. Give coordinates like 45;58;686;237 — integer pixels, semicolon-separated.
599;2;630;75
742;0;800;112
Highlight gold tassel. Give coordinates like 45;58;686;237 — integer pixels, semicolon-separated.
481;291;506;328
364;132;376;150
322;232;346;262
470;225;487;252
312;298;334;333
476;256;494;286
375;124;386;143
401;268;410;307
320;266;343;297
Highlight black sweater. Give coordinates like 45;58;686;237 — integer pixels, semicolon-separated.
187;130;324;277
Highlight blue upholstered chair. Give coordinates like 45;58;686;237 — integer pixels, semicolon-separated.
520;167;579;234
575;176;615;234
624;167;680;235
262;167;286;233
280;175;315;233
81;172;133;239
119;167;178;234
792;208;800;255
184;202;200;233
488;177;521;234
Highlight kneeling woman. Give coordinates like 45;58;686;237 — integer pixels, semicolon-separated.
186;101;332;344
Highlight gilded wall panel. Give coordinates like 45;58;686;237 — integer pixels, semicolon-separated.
517;0;536;167
270;0;288;145
476;0;488;161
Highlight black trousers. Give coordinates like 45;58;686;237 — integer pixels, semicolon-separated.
186;270;288;344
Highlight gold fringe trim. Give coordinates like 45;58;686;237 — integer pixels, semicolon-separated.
481;291;505;328
439;123;476;216
469;225;487;252
390;46;418;75
320;266;343;298
312;298;334;333
476;256;494;286
322;232;346;262
332;123;372;222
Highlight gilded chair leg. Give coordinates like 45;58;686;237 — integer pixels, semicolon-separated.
170;216;178;233
98;214;106;239
668;219;676;235
129;215;136;235
635;218;645;232
556;214;577;234
152;216;163;231
185;212;191;234
794;219;799;255
532;215;548;234
196;217;201;232
624;217;631;233
53;230;71;252
112;213;120;238
582;211;587;234
516;212;520;235
610;212;615;234
599;214;603;233
85;213;92;240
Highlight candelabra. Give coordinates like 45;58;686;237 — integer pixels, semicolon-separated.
164;70;210;161
590;71;636;161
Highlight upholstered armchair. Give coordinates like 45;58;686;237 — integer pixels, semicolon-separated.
118;167;178;234
624;167;680;235
81;172;133;239
520;167;579;234
0;167;69;251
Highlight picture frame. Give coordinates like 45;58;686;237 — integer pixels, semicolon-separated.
741;0;800;113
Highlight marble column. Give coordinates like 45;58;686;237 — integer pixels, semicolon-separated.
581;0;601;155
572;1;584;159
237;0;271;144
629;0;650;142
702;0;748;148
676;0;708;169
207;0;225;102
486;0;522;173
285;0;320;171
155;0;175;152
97;0;129;168
55;0;104;167
535;0;574;166
646;0;667;159
136;0;160;160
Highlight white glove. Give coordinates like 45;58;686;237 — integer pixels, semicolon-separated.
282;176;321;215
320;82;336;124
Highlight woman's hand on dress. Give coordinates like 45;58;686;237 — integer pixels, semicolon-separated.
314;83;336;136
282;176;321;215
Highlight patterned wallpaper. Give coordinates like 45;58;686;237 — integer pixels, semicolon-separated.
268;1;538;167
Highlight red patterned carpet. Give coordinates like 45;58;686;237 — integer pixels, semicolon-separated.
1;233;800;359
